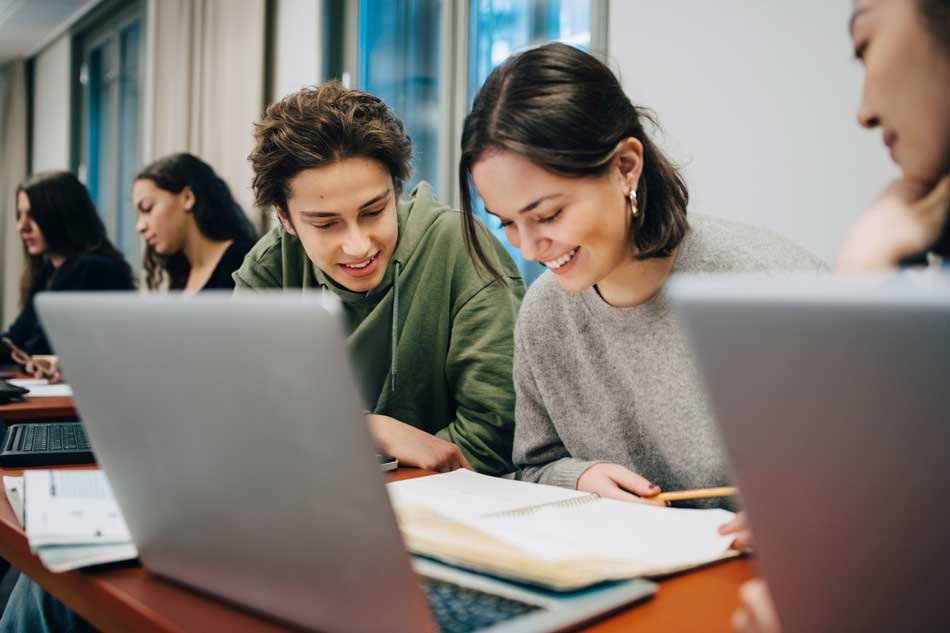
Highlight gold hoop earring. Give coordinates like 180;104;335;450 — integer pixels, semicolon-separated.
628;190;638;217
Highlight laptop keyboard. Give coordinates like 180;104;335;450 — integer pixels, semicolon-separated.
423;577;542;633
0;422;96;466
20;423;90;452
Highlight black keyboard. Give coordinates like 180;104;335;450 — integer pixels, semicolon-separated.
422;577;542;633
0;422;95;466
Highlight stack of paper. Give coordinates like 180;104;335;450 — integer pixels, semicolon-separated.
4;470;137;572
388;470;738;590
6;379;74;398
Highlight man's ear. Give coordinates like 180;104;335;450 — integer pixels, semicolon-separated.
275;206;297;236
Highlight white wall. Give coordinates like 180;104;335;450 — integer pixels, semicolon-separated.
608;0;897;263
31;35;72;173
271;0;322;101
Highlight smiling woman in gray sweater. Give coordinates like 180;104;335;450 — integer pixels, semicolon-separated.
510;214;822;509
458;43;823;510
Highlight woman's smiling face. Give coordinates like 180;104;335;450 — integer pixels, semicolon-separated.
472;144;642;293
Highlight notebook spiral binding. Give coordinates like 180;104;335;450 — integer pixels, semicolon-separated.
484;493;601;519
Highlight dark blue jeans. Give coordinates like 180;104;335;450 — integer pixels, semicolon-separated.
0;575;95;633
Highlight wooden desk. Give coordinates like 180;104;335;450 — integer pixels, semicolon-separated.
0;396;78;423
0;373;79;423
0;467;755;632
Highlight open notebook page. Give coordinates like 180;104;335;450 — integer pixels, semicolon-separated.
466;498;735;567
387;469;588;521
389;470;735;570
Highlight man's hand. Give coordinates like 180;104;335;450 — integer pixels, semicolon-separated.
367;414;473;472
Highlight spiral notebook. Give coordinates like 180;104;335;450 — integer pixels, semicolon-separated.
387;470;738;590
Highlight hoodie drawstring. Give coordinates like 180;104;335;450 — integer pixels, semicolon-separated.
391;260;401;393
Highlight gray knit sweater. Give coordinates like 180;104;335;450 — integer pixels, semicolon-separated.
512;214;826;509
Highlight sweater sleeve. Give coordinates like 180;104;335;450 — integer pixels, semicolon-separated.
2;257;133;361
1;302;42;363
435;279;521;476
511;321;602;489
232;256;281;289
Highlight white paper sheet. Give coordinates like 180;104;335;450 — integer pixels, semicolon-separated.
3;476;24;526
24;470;131;547
466;498;736;566
387;469;587;521
37;542;138;573
7;379;73;397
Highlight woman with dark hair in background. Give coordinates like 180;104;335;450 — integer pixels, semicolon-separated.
0;171;134;370
459;42;823;506
733;1;949;632
0;156;259;632
133;152;258;293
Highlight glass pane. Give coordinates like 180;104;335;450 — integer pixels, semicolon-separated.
85;42;115;231
117;20;142;261
359;0;441;192
86;46;109;223
469;0;592;286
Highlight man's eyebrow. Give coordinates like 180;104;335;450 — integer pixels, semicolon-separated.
358;190;390;209
485;193;562;218
298;189;391;218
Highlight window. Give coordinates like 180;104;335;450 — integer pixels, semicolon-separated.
359;0;442;195
344;0;602;285
75;1;144;264
468;0;595;285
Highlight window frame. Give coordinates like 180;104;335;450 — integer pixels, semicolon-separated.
329;0;608;208
71;0;146;267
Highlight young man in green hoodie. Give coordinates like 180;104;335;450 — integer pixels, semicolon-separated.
234;82;524;476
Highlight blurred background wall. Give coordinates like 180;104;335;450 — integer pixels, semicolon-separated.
0;0;893;327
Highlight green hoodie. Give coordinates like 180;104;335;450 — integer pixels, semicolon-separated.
233;182;524;475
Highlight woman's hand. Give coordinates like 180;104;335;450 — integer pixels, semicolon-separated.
576;463;665;505
25;355;63;384
719;511;754;550
367;414;473;473
836;175;950;272
732;578;782;633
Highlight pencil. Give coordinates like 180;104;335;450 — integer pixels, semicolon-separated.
645;486;738;503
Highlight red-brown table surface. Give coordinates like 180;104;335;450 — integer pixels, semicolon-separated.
0;372;78;423
0;465;755;632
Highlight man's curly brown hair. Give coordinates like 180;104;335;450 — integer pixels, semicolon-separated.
249;81;413;215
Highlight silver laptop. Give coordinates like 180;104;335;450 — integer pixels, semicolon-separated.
36;292;655;633
669;272;950;633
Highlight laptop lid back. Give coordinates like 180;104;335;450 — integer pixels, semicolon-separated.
36;291;435;633
669;273;950;633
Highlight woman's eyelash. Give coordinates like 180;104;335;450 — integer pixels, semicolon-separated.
538;209;562;223
854;41;868;61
